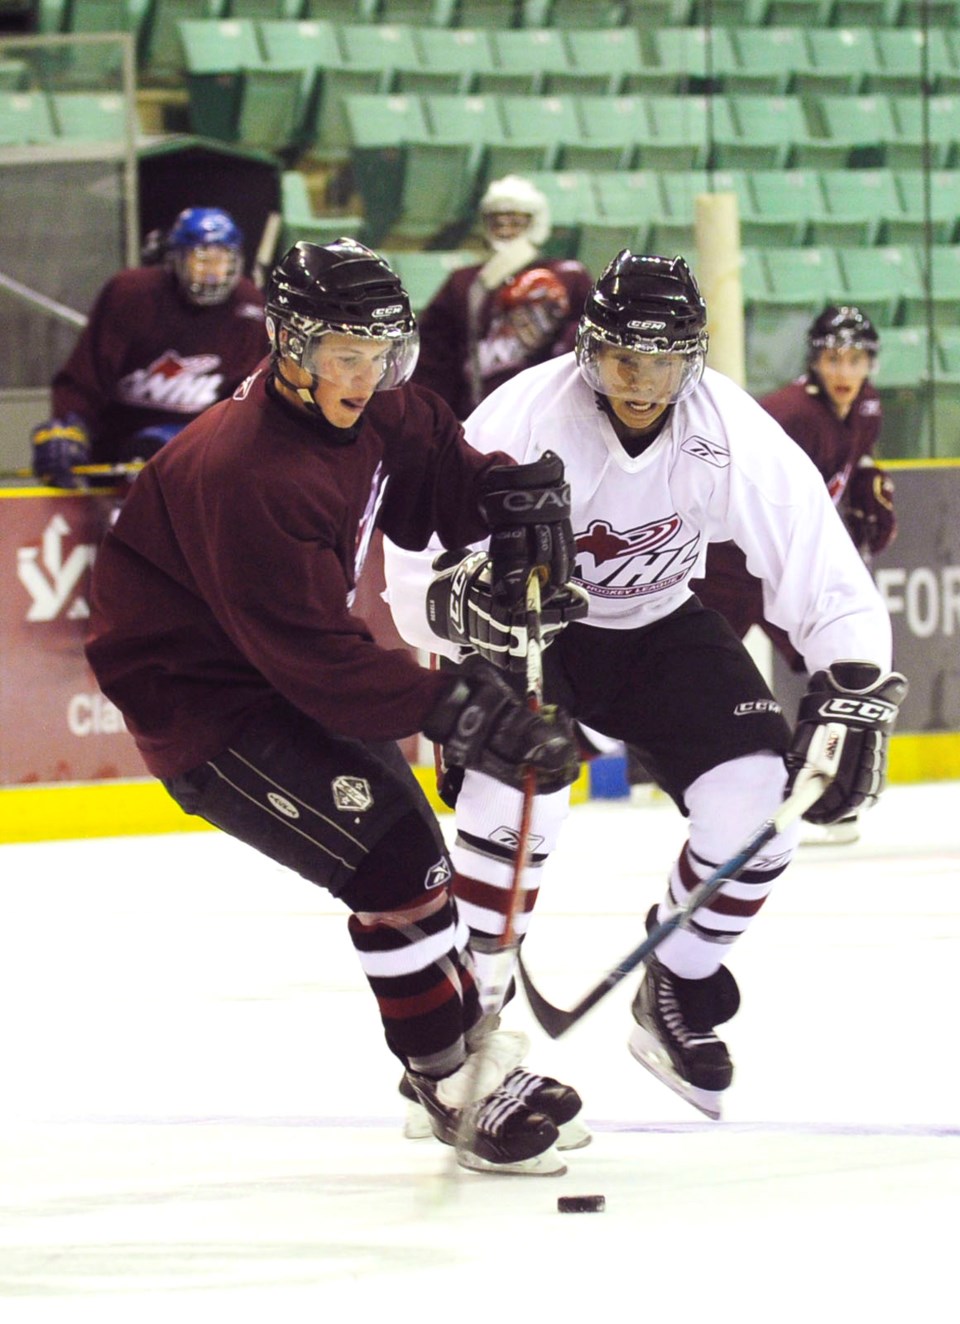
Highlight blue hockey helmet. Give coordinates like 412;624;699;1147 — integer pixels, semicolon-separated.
166;206;243;306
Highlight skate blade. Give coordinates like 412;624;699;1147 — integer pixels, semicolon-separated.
557;1116;593;1151
628;1026;724;1121
406;1101;592;1150
456;1144;567;1177
403;1100;434;1140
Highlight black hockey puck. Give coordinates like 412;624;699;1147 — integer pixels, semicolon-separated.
557;1195;605;1213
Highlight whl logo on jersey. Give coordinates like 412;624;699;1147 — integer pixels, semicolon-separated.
117;351;224;414
574;515;700;599
17;514;96;621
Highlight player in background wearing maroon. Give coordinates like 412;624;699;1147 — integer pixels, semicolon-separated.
30;207;267;488
693;306;897;844
84;239;587;1177
412;175;593;420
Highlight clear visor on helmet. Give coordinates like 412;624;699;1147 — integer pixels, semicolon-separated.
172;244;242;306
299;326;420;393
577;328;705;405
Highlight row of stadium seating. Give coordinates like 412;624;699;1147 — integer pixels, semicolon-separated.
329;92;960;239
175;20;960;100
36;0;960;39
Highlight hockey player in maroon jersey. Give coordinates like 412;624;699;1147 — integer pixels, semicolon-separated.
384;256;906;1123
30;207;268;488
412;175;594;419
84;239;589;1176
693;305;897;842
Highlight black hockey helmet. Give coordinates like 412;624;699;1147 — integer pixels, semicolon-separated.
807;305;880;363
576;252;709;403
265;239;419;398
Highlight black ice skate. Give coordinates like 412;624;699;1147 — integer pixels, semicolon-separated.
400;1065;591;1151
628;909;740;1120
405;1030;566;1175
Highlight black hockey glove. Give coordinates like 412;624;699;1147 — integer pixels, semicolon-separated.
844;463;897;557
477;450;575;607
426;549;588;673
30;414;91;489
785;662;907;825
422;655;579;794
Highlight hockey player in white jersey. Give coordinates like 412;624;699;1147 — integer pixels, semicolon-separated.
384;252;906;1121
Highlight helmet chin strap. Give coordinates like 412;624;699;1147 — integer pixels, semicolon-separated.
272;357;327;418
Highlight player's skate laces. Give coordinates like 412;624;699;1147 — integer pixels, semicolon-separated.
628;910;740;1120
400;1065;591;1150
405;1030;565;1175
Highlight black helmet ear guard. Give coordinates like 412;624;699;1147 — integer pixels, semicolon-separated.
265;240;419;409
576;252;709;404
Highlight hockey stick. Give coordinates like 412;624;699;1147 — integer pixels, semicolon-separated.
451;567;545;1169
518;720;847;1040
5;463;145;481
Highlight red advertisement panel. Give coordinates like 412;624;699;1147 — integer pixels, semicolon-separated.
1;495;418;785
1;490;146;784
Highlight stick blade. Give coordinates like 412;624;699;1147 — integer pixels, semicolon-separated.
518;955;576;1039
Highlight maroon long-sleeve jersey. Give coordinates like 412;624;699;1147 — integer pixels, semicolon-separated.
413;257;594;420
85;363;508;778
52;266;268;459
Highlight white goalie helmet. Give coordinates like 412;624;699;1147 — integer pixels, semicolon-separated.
479;175;551;248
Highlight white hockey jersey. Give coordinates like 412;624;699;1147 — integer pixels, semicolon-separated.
384;356;892;675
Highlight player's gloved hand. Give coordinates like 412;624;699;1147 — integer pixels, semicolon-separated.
117;422;183;466
844;463;897;556
477;450;574;607
30;414;91;488
786;661;907;824
422;655;579;794
426;548;588;672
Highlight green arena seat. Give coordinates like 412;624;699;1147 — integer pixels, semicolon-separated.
799;93;897;168
710;93;810;169
887;94;960;169
620;0;694;25
343;92;431;243
871;323;932;457
888;169;960;244
138;0;217;82
900;244;960;325
648;25;738;94
258;19;341;70
397;27;496;95
0;90;56;143
895;0;960;25
829;0;898;23
480;27;574;95
486;93;582;178
762;0;832;23
455;0;520;27
727;26;811;95
337;22;422;89
811;167;902;246
545;0;627;26
580;166;662;267
50;90;128;140
743;168;824;246
280;169;367;249
689;0;768;22
794;28;879;97
634;94;711;170
523;167;602;256
561;94;640;170
869;29;959;96
834;243;923;325
379;0;458;23
301;0;376;19
224;0;286;17
651;168;751;251
560;27;645;97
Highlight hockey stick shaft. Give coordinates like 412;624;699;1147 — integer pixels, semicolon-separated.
519;721;847;1039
